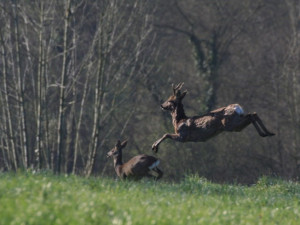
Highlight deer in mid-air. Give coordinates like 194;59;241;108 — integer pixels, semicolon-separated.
152;83;275;153
107;140;163;180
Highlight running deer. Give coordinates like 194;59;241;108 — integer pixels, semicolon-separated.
107;140;163;180
152;83;275;153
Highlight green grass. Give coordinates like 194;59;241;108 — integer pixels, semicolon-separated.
0;172;300;225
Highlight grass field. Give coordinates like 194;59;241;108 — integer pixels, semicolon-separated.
0;172;299;225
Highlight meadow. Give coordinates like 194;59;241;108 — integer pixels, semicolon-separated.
0;172;300;225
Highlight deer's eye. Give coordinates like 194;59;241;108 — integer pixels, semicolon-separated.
169;101;176;106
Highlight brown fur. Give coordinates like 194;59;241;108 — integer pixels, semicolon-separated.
152;83;275;153
107;140;163;180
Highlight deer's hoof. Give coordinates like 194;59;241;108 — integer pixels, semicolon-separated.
152;144;158;153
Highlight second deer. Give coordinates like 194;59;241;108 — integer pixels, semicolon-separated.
107;140;163;180
152;83;275;153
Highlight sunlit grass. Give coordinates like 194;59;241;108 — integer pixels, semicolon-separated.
0;172;299;224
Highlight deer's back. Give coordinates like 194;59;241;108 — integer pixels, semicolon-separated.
177;116;223;141
122;154;158;177
177;104;244;141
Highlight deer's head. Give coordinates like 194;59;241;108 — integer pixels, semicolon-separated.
106;140;128;158
161;82;187;111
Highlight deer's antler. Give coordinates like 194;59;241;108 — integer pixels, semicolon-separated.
172;82;184;95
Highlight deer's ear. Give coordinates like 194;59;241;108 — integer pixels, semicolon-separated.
180;90;187;99
172;83;176;95
116;140;121;148
121;140;128;148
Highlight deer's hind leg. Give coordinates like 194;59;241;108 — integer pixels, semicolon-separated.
252;113;275;136
227;113;274;137
153;167;163;180
147;167;163;180
223;114;251;132
238;114;267;137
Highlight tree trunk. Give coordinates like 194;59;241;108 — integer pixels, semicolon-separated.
0;14;17;171
56;0;71;174
85;30;105;177
12;0;29;169
35;1;45;170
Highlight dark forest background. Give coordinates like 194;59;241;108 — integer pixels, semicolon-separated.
0;0;299;184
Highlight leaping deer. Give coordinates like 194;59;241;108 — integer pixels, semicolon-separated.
152;83;275;153
107;140;163;180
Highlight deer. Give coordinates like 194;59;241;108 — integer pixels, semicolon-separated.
152;82;275;153
107;140;163;180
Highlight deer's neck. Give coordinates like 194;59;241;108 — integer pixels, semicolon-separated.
113;153;123;169
114;155;123;177
114;165;123;178
171;103;187;126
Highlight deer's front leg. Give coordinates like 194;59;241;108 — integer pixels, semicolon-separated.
152;133;183;153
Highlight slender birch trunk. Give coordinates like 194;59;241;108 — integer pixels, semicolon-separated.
46;25;55;171
0;86;10;170
12;0;28;169
72;71;90;174
36;3;49;170
0;26;17;170
72;25;101;174
42;46;50;170
64;17;77;173
85;28;105;177
56;0;71;173
0;137;10;170
35;1;44;170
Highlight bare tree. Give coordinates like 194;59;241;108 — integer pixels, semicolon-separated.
11;0;29;169
84;0;158;176
0;23;17;170
56;0;72;174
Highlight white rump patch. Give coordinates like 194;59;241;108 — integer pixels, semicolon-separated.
148;160;160;170
234;105;244;115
